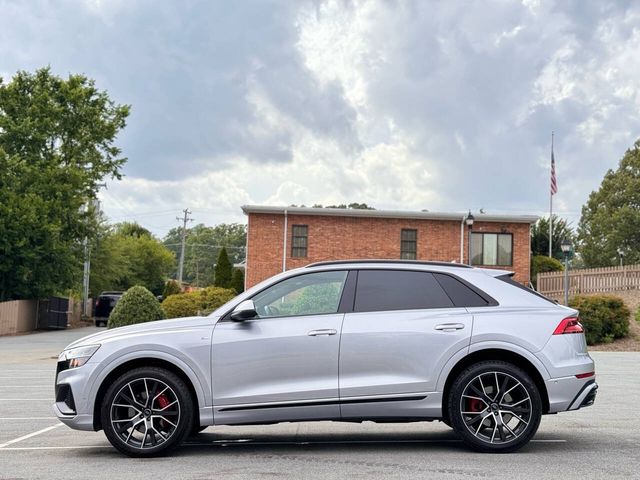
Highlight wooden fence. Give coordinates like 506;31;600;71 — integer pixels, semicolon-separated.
0;300;38;336
537;264;640;298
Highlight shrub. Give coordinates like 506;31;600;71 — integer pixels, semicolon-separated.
108;285;165;329
162;279;182;299
214;247;233;288
568;295;630;345
531;255;564;288
636;306;640;324
231;268;245;294
162;286;236;319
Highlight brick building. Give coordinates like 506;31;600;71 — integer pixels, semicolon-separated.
242;205;537;288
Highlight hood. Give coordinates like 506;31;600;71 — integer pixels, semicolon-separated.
64;316;217;350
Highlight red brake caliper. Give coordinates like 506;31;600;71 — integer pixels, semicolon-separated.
156;394;170;429
468;398;483;412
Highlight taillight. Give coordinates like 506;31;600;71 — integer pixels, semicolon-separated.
576;371;595;379
553;316;584;335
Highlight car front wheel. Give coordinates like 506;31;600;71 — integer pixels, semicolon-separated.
101;366;193;457
448;360;542;453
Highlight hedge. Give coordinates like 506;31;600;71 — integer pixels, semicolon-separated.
568;295;630;345
162;286;236;319
108;285;165;329
531;255;563;288
162;279;182;299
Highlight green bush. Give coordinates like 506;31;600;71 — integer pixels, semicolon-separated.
108;285;165;329
636;306;640;324
531;255;564;288
162;286;236;319
231;268;245;294
162;280;182;299
569;295;630;345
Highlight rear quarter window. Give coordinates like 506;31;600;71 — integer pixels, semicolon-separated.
432;273;490;307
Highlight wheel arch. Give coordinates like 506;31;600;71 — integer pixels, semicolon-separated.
92;357;201;431
442;348;550;418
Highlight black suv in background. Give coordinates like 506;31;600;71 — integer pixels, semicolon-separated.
94;291;123;327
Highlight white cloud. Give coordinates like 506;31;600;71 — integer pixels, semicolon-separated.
3;0;640;235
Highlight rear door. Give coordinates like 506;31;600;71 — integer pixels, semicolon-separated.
339;269;481;418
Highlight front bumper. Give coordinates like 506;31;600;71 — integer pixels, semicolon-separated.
52;360;100;431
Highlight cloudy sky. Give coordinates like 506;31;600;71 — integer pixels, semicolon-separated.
2;0;640;236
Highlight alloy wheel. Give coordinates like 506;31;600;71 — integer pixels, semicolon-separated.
110;377;181;450
459;371;532;444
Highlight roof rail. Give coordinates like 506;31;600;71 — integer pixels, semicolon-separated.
305;259;472;268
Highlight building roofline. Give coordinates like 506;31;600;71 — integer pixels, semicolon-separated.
241;205;538;224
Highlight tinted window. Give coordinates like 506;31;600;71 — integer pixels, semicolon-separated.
497;274;556;304
433;273;489;307
354;270;454;312
253;270;347;317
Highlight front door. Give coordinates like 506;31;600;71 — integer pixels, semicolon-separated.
212;270;348;424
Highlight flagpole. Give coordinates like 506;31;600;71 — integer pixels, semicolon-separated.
549;131;554;258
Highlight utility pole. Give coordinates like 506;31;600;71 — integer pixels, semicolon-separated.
176;209;193;284
83;185;106;318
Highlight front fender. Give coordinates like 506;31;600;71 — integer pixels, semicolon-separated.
85;347;211;419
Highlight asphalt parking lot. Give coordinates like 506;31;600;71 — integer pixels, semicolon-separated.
0;327;638;480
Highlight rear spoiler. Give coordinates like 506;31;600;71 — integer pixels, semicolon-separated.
476;268;514;278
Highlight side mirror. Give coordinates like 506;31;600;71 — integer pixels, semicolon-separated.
230;300;257;322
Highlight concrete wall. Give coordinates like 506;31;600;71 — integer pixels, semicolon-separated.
0;300;38;336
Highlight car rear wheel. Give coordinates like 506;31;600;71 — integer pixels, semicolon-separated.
101;367;193;457
448;360;542;453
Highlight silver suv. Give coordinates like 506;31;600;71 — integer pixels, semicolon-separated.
54;260;597;456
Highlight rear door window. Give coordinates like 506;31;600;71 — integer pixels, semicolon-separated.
354;270;454;312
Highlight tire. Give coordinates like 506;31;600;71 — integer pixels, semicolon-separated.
101;367;194;457
447;360;542;453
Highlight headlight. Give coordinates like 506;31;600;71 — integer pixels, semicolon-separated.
58;345;100;368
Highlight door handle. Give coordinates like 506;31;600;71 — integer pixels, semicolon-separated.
434;323;465;331
308;329;337;336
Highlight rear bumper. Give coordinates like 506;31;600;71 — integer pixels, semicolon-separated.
546;375;597;413
568;380;598;410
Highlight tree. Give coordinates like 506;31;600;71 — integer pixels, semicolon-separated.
310;203;375;210
163;223;246;286
214;247;233;288
89;222;176;296
530;216;574;260
577;139;640;267
231;268;245;294
0;68;130;301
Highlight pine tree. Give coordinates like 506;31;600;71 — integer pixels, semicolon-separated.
231;269;245;294
214;247;233;288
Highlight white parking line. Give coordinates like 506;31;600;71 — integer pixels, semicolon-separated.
1;386;51;388
0;417;57;420
0;398;51;401
0;424;62;449
0;445;111;451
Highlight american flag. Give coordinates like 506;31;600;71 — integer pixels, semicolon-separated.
550;149;558;195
